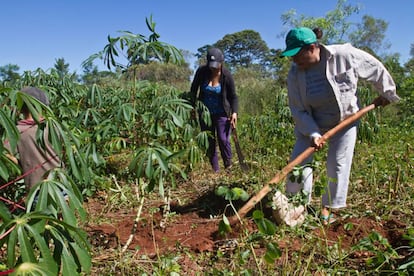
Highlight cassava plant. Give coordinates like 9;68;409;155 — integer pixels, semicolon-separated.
0;87;92;274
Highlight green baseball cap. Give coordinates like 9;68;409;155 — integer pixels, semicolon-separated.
281;27;317;57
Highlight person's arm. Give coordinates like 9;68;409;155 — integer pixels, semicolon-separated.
190;68;202;108
351;45;400;103
225;70;238;129
6;153;18;164
3;139;19;165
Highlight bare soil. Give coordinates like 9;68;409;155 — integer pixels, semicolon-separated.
83;178;411;274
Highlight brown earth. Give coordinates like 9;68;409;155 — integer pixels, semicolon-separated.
83;179;412;274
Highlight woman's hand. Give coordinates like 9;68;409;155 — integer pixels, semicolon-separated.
312;136;325;150
372;96;391;107
230;113;237;129
6;153;18;164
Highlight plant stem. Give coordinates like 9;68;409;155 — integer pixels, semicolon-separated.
121;179;145;253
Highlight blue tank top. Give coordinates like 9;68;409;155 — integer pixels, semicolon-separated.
201;83;225;115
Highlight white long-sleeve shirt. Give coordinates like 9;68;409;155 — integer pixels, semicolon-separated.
287;43;400;138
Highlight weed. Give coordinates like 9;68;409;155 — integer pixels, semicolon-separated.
353;231;399;271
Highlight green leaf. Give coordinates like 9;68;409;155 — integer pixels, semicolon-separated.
215;186;229;197
6;223;18;267
252;210;264;220
218;214;232;236
254;214;276;236
231;187;249;201
165;107;183;127
25;224;58;274
264;242;281;264
17;225;37;263
69;242;91;273
0;109;19;151
158;174;165;198
145;149;154;178
0;202;12;224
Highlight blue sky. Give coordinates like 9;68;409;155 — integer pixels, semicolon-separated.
1;0;412;74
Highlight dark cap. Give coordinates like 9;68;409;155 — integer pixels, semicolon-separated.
21;86;49;106
207;48;224;69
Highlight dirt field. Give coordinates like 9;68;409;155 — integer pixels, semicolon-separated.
84;178;411;274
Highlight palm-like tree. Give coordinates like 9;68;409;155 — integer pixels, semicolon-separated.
83;16;184;70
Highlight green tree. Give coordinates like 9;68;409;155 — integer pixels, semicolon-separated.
409;43;414;57
348;15;390;54
81;60;117;85
54;58;70;78
280;0;360;44
213;30;270;71
81;60;99;84
0;64;20;82
264;48;291;83
194;45;210;60
84;16;184;70
272;0;360;82
405;58;414;77
193;45;211;69
405;44;414;76
382;53;405;88
125;62;192;91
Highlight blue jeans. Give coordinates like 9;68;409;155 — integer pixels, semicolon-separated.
200;113;232;172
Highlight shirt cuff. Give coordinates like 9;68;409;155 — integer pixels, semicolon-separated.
310;132;321;140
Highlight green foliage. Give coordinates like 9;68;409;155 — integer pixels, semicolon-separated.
348;15;389;53
214;30;269;71
252;210;281;264
252;210;276;236
355;86;382;142
84;15;184;70
236;86;295;170
28;169;86;224
398;74;414;125
0;88;21;181
10;70;207;200
280;0;360;44
399;228;414;271
0;5;412;274
0;206;91;275
126;84;206;196
152;255;182;275
218;214;232;236
216;186;250;236
54;58;70;79
0;83;92;274
215;186;249;202
234;68;285;116
0;64;20;83
353;231;399;270
264;241;282;264
125;62;192;91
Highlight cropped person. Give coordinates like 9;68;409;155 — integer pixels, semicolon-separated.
190;48;239;172
7;86;62;191
280;27;400;224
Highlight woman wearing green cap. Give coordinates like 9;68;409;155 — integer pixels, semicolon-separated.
281;27;400;224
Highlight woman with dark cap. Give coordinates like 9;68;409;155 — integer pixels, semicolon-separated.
280;27;400;224
190;48;238;172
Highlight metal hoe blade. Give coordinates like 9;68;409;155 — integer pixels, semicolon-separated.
232;128;249;172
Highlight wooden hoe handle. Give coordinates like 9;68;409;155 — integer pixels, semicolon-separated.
230;101;379;225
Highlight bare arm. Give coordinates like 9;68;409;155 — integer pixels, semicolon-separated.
6;153;18;164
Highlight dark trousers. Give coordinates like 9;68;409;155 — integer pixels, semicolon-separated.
200;113;232;172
